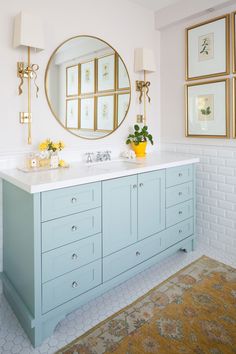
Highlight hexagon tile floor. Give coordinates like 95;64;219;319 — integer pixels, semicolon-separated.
0;241;235;354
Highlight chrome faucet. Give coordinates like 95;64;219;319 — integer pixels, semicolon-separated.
95;151;103;162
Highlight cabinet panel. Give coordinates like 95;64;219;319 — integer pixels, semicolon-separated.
42;208;101;252
166;164;193;187
42;182;101;221
138;170;165;240
103;232;162;282
162;218;194;250
166;200;193;227
166;182;193;207
42;259;102;313
42;234;101;283
103;175;138;256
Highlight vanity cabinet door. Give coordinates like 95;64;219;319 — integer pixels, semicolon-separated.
138;170;165;240
103;175;138;256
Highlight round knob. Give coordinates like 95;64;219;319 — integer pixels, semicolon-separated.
133;184;137;189
179;211;183;215
71;225;77;232
136;251;141;256
139;183;144;187
178;192;182;196
179;229;182;234
71;253;78;260
71;197;77;204
72;281;78;288
178;173;182;177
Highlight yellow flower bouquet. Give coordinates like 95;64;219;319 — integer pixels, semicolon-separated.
38;139;66;168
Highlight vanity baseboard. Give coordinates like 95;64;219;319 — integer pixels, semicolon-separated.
2;160;197;347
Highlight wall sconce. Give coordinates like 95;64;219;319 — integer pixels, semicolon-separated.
134;48;156;125
13;12;44;144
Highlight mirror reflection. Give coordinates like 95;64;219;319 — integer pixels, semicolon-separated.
45;36;131;139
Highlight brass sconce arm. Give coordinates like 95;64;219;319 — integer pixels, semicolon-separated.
136;80;151;104
17;62;40;97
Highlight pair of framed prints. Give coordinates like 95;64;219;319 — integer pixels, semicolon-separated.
185;12;236;138
66;93;130;131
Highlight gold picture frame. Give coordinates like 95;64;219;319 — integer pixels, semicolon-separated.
117;92;131;127
186;14;230;81
97;54;116;93
66;64;79;97
66;98;79;129
185;78;229;138
96;94;116;133
79;97;95;131
80;60;95;95
233;12;236;74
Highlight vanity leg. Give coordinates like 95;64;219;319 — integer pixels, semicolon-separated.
181;238;195;253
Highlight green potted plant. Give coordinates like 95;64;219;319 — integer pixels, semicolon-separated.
126;125;154;157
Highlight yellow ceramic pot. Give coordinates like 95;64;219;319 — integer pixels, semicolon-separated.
131;141;147;157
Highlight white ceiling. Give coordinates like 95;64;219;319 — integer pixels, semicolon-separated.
128;0;184;11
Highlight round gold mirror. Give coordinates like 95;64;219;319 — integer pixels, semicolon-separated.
45;35;131;139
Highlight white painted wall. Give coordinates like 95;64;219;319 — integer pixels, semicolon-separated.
0;0;161;271
159;3;236;255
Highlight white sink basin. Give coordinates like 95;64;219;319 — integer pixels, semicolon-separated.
86;159;142;172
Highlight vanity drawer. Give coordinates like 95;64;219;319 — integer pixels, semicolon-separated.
166;200;193;227
166;165;193;187
103;233;162;282
166;182;193;207
42;259;102;313
42;234;102;283
41;182;101;221
42;208;101;252
162;218;194;250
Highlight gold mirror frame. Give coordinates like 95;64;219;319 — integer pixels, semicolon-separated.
45;35;131;140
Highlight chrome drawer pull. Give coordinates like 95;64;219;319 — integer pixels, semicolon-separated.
139;183;144;187
71;253;78;260
72;281;78;288
178;192;182;196
136;251;141;256
179;211;183;215
179;229;182;234
71;197;77;204
178;173;183;177
71;225;77;232
133;184;137;189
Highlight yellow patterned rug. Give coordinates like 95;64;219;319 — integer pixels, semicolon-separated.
57;256;236;354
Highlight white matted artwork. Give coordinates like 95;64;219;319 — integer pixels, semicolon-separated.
118;58;129;89
80;98;94;130
186;15;229;80
186;79;229;137
97;54;115;92
66;65;79;96
81;61;95;94
117;94;130;125
66;99;78;129
97;95;114;131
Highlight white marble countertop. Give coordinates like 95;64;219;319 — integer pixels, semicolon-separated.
0;152;199;193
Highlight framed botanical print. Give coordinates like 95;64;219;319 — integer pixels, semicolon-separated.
81;60;95;94
80;98;95;130
118;57;130;90
66;99;79;129
117;93;130;125
186;79;229;138
97;54;115;92
233;12;236;74
186;15;229;80
97;95;115;131
66;65;79;96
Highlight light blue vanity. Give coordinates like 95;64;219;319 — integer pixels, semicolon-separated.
1;153;198;346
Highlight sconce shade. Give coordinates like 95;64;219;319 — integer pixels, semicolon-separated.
13;12;44;51
134;48;156;72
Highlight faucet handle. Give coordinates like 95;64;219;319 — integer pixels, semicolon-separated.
104;150;112;160
85;152;94;163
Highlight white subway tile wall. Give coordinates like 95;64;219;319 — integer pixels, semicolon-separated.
161;143;236;256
